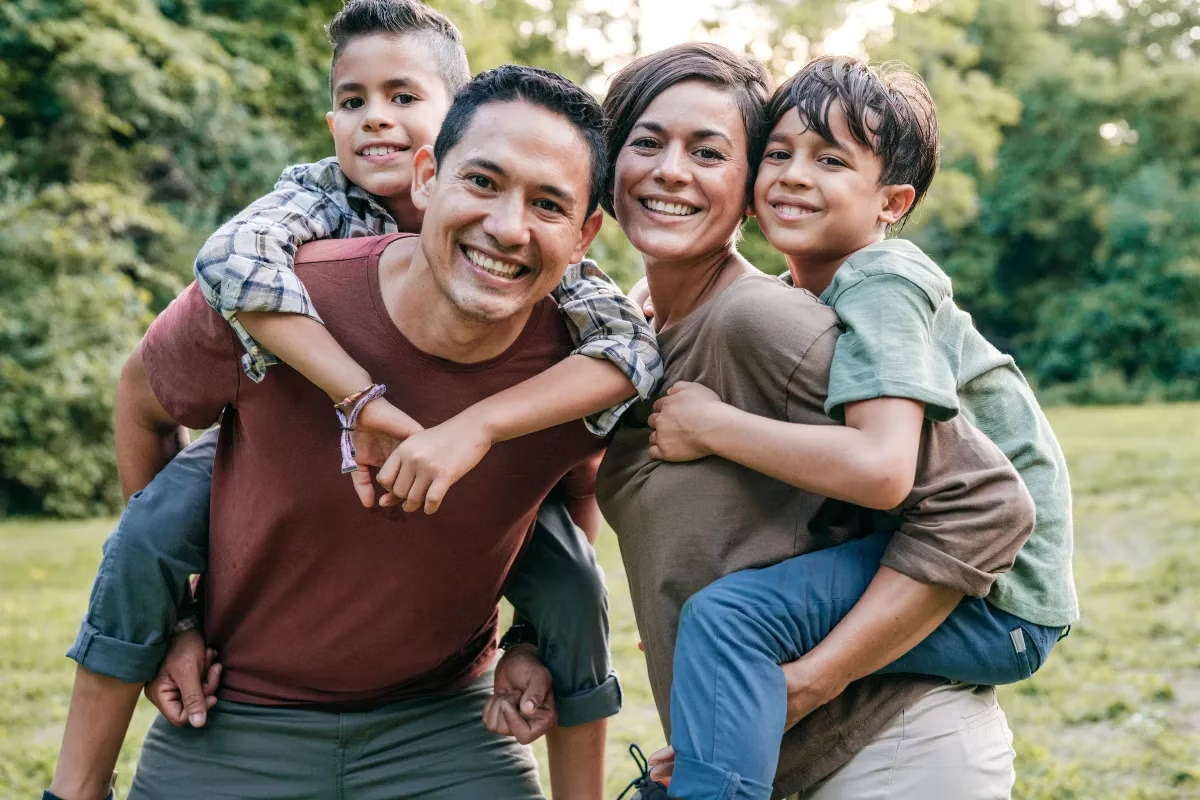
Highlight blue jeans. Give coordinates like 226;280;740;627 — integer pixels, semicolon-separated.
667;532;1064;800
68;428;620;726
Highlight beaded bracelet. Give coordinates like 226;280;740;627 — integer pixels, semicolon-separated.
335;383;387;473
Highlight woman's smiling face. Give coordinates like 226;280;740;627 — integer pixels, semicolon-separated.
612;80;751;264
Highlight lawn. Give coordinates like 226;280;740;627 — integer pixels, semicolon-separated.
2;404;1198;799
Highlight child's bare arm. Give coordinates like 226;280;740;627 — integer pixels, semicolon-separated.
372;355;633;514
648;383;925;510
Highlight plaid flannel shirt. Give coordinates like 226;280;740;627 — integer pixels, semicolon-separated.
193;157;662;435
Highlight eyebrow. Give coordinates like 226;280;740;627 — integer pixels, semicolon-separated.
632;121;735;148
461;158;578;208
334;77;420;95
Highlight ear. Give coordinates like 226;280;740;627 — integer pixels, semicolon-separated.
879;184;916;226
410;145;438;212
568;209;605;264
326;111;335;137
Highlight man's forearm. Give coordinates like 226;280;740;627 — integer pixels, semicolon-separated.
701;404;916;510
784;566;962;721
49;667;141;800
466;354;634;444
545;718;606;800
238;312;373;402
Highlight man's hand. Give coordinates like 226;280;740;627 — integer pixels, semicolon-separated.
349;398;424;507
374;412;494;514
482;643;557;745
647;381;727;462
781;654;842;730
144;630;222;728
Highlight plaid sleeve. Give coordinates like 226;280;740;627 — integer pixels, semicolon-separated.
192;161;350;381
550;260;663;435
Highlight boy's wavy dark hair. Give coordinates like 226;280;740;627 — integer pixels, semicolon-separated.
326;0;471;97
434;65;608;218
768;55;940;226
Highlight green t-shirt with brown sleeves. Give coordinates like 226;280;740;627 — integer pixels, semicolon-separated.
820;238;1079;628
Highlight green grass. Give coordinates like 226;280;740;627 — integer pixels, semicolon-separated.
2;404;1199;799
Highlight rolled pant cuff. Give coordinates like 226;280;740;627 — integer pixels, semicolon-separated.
67;620;167;684
668;755;774;800
554;671;623;727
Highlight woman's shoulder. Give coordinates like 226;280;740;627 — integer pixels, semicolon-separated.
714;271;840;339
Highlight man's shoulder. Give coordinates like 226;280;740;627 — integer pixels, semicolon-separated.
295;233;415;268
825;239;952;309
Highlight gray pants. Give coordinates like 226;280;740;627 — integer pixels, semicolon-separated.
129;674;544;800
68;427;620;725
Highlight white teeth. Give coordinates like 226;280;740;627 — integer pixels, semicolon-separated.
774;204;817;220
644;199;698;216
464;247;523;279
360;145;402;156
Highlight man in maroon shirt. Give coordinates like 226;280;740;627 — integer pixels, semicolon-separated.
57;66;608;799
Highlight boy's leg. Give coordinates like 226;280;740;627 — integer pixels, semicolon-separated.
67;427;217;682
668;532;1057;800
501;496;622;727
52;429;217;798
667;533;893;800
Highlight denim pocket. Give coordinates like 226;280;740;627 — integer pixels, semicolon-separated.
1009;627;1037;680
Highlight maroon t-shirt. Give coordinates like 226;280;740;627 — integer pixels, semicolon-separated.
141;234;603;708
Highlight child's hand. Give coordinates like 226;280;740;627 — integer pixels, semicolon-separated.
374;413;494;514
349;399;424;507
647;381;725;462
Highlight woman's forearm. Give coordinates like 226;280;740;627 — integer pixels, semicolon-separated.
701;404;915;510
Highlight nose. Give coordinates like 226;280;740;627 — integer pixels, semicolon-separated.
780;156;813;189
481;193;531;249
361;98;394;132
652;142;691;186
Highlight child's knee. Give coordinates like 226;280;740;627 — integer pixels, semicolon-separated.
546;551;608;620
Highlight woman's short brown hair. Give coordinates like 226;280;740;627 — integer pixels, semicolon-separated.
601;43;772;217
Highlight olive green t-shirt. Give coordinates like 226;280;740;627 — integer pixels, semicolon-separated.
820;238;1079;627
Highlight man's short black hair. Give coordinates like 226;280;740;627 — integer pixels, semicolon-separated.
326;0;471;98
433;65;608;219
769;55;940;227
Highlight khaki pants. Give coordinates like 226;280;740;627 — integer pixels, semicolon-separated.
793;684;1015;800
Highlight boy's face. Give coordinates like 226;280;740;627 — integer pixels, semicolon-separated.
753;104;912;270
327;33;452;224
409;100;602;324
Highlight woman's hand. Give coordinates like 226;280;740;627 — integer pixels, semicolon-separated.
647;381;727;462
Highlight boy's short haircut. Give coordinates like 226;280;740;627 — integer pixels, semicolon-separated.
769;55;940;225
433;65;608;219
326;0;471;97
601;42;771;217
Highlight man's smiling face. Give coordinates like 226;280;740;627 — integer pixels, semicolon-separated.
326;33;451;222
410;99;602;324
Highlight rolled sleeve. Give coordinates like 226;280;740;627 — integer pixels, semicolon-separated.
551;260;663;435
884;414;1036;596
825;274;960;422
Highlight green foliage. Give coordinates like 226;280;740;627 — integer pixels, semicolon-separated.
0;183;190;516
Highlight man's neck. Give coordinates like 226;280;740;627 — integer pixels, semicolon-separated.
377;238;534;363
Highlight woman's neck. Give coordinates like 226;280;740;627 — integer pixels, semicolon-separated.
644;245;757;333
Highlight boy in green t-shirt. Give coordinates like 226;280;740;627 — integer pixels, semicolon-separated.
637;56;1076;797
